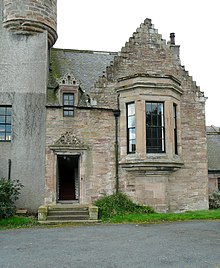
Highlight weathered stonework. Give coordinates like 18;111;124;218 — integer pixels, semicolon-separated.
45;107;116;205
3;0;57;47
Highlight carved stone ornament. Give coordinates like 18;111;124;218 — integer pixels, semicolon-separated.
50;131;87;150
57;73;80;86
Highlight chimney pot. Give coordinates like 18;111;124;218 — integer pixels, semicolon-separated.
170;33;175;45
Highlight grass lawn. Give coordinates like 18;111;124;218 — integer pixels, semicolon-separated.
1;210;220;229
107;209;220;223
0;216;39;230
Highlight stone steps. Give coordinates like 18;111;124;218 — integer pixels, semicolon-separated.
38;204;98;224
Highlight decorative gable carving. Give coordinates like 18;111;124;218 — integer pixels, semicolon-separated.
57;73;80;86
49;131;87;151
56;131;82;145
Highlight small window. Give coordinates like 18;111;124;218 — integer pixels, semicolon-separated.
63;93;74;117
127;102;136;153
173;104;178;155
146;102;165;153
218;178;220;192
0;106;12;141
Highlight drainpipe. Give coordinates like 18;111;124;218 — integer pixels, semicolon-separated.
113;109;120;193
8;159;11;181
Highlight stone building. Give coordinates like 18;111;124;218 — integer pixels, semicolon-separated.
0;0;209;213
207;126;220;192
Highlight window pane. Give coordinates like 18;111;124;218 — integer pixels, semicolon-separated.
128;103;135;116
0;116;5;123
0;107;6;115
0;133;5;140
146;103;151;112
63;110;68;116
69;95;74;100
128;116;135;128
129;128;136;139
6;133;11;141
129;140;136;153
63;95;69;100
0;125;6;132
6;108;12;115
6;125;11;132
151;103;157;114
69;100;74;106
6;116;11;124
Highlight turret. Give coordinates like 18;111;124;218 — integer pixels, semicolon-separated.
2;0;57;47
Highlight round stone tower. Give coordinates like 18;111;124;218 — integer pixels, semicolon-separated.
2;0;57;47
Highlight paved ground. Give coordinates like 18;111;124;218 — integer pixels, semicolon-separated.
0;221;220;268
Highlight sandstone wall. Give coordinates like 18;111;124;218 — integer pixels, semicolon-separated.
45;107;116;204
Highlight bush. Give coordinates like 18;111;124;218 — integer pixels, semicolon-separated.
0;178;23;219
94;192;154;219
209;191;220;209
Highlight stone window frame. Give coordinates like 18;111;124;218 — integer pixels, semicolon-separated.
0;106;12;142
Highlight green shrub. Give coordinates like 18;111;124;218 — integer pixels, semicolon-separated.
209;191;220;209
94;192;154;220
0;178;23;219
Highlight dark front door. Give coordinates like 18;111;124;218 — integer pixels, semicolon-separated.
57;155;79;201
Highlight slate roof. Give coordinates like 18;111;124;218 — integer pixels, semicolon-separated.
49;48;117;92
206;126;220;171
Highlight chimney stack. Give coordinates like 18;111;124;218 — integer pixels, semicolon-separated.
169;32;180;59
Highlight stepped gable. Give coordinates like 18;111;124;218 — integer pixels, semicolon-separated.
100;18;179;81
95;18;201;95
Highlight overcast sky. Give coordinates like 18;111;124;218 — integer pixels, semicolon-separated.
55;0;219;126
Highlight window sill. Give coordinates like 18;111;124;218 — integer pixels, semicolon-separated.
119;157;183;174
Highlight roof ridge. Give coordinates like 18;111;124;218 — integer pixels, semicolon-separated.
52;47;118;55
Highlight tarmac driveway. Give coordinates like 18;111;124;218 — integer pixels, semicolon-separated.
0;221;220;268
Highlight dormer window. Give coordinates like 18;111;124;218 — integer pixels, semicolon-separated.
57;73;80;117
63;93;74;117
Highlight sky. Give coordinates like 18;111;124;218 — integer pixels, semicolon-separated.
55;0;219;126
